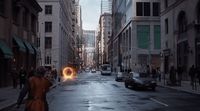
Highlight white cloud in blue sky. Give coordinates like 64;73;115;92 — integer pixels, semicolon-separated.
80;0;101;30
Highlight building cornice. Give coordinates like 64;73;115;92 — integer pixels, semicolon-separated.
160;0;185;16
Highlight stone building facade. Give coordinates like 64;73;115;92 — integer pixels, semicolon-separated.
161;0;200;79
0;0;41;87
112;0;161;72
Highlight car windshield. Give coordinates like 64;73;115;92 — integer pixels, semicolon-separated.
139;73;149;78
132;72;149;78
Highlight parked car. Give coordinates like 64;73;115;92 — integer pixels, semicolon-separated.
115;72;124;81
124;72;157;90
85;68;90;73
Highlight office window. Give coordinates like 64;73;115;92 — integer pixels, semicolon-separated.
45;56;51;64
136;2;143;16
45;22;52;32
45;5;52;14
154;25;161;49
45;37;52;49
136;2;150;16
137;25;150;49
153;2;160;16
165;19;168;34
144;2;150;16
0;0;5;15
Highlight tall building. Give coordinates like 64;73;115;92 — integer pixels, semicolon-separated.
0;0;41;87
37;0;76;71
74;0;83;69
99;13;112;64
161;0;200;79
83;30;96;67
112;0;161;72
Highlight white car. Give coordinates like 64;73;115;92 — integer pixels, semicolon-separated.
115;72;123;81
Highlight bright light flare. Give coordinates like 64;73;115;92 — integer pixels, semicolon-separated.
62;67;76;81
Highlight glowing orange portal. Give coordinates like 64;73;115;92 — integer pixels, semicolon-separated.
62;67;76;81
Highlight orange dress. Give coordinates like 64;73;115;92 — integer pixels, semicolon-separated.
25;76;52;111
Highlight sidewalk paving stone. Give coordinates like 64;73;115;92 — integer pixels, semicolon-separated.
157;80;200;95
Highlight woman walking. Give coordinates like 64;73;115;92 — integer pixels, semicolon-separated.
17;66;52;111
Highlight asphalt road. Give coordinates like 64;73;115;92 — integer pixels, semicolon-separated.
4;71;200;111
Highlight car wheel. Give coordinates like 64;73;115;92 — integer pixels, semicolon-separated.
125;82;128;88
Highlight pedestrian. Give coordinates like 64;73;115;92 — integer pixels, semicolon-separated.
169;66;176;85
151;68;156;78
156;67;161;82
11;67;18;88
195;66;200;85
146;65;150;74
19;67;27;89
189;65;196;89
17;66;53;111
177;65;183;86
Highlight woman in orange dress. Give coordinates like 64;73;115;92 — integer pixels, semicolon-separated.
17;66;52;111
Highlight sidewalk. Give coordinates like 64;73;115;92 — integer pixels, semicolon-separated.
157;80;200;95
0;82;59;111
0;87;20;110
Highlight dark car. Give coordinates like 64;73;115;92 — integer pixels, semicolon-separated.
124;72;157;90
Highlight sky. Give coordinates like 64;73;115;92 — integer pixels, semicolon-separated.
80;0;101;30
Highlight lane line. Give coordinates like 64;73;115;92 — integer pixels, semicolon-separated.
150;98;169;107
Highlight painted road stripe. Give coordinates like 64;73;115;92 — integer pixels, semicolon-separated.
150;98;169;107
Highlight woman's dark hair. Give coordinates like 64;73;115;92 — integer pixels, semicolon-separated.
36;66;46;76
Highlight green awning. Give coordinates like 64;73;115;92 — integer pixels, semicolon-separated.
0;40;13;58
31;44;40;55
13;36;26;52
23;41;35;54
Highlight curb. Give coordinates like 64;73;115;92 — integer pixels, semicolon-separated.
158;84;200;95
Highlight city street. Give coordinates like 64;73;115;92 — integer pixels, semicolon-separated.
4;71;200;111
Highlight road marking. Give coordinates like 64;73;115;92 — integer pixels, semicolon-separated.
150;98;169;107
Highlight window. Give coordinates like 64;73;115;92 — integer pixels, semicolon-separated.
136;2;143;16
0;0;5;15
45;37;52;49
45;5;52;14
178;12;187;33
36;37;40;47
165;19;168;34
23;9;28;27
31;14;36;32
144;2;150;16
45;56;51;64
137;25;150;49
13;4;20;24
154;25;161;49
153;2;160;16
165;0;168;8
45;22;52;32
129;27;131;50
136;2;150;16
